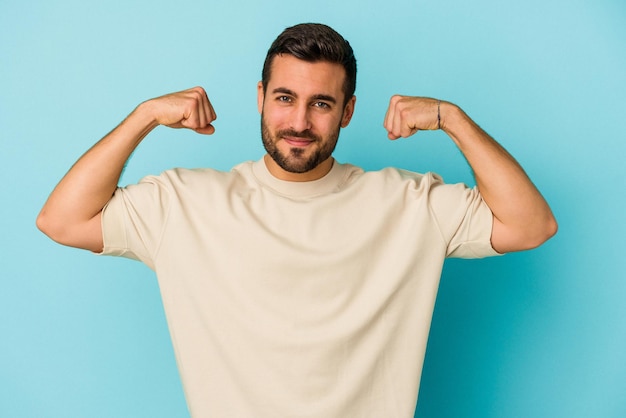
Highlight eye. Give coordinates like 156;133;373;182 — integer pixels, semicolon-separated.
313;101;331;109
277;95;292;103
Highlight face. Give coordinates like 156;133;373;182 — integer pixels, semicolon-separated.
258;54;355;181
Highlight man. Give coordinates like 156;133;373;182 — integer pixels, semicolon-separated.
37;23;556;417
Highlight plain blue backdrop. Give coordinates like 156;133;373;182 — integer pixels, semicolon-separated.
1;0;624;417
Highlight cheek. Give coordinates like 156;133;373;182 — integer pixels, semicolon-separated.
264;107;289;128
318;114;343;132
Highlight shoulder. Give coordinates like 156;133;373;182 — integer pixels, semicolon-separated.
349;165;445;191
135;164;249;189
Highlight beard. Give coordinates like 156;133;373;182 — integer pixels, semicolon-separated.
261;112;341;174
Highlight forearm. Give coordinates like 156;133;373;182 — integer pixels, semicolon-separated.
440;102;557;252
37;102;157;247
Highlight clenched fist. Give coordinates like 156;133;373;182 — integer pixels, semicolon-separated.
383;95;441;140
143;86;217;135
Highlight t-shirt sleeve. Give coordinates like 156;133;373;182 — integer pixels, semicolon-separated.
100;175;172;269
426;173;502;259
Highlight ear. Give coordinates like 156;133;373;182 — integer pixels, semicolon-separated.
257;81;264;114
340;95;356;128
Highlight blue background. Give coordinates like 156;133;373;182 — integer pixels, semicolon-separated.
1;0;625;417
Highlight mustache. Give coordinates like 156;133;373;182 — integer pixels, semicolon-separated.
277;129;321;142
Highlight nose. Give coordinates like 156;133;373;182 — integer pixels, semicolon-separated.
290;104;312;133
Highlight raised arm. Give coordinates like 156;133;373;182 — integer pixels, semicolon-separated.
384;95;557;253
36;87;217;252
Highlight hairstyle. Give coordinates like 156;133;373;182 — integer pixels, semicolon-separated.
261;23;357;105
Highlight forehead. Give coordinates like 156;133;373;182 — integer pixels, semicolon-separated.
268;54;346;99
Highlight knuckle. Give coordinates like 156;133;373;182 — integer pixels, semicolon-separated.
192;86;205;94
399;107;412;119
390;94;403;104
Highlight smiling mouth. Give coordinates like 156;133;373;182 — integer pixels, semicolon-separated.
283;137;315;147
277;128;320;148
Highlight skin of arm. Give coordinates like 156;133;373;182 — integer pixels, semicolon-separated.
36;87;216;253
384;95;557;253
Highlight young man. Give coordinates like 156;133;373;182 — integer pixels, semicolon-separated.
37;23;556;417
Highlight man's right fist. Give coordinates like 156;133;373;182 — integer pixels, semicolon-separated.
145;86;217;135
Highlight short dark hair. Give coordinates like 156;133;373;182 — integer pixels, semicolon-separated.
262;23;357;105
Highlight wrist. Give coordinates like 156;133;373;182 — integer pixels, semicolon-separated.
112;101;160;147
133;100;162;130
439;101;467;134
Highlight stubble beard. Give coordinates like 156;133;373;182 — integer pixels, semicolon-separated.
261;112;341;174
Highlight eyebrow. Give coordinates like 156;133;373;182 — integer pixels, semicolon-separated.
272;87;337;104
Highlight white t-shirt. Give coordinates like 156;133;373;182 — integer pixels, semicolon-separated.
102;158;499;417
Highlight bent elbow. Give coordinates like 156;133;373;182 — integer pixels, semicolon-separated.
526;215;558;250
492;213;558;253
36;209;104;253
36;209;66;244
36;209;51;236
545;215;558;240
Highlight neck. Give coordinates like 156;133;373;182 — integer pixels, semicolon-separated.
263;154;334;182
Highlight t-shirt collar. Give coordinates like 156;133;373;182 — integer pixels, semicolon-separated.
252;157;348;198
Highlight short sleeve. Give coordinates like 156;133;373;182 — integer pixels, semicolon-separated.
426;174;502;259
100;175;172;269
